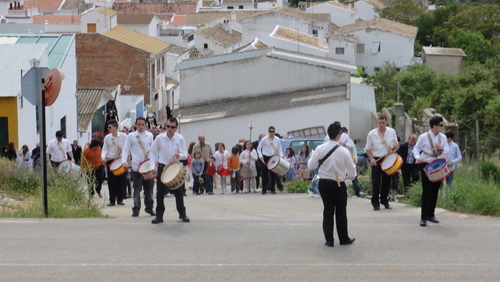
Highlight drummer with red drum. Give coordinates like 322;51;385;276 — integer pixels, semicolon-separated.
46;130;74;169
365;115;399;211
414;116;449;227
122;117;155;218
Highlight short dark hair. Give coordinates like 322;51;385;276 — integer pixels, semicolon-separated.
268;126;275;132
231;146;240;155
56;131;64;138
167;118;179;127
327;123;342;140
429;116;443;128
341;127;348;133
107;120;118;128
378;114;387;121
445;131;455;139
89;139;101;148
135;117;146;124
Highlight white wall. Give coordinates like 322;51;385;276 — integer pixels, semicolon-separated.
306;3;355;27
354;1;379;21
80;10;116;33
327;38;356;64
179;54;351;105
349;77;376;146
45;24;80;33
178;100;351;150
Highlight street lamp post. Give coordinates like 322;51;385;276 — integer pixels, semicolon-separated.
249;118;253;142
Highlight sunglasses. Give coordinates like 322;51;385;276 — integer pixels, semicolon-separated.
438;124;444;127
269;131;275;133
166;125;177;129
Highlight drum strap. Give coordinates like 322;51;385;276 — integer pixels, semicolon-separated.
111;137;120;158
135;135;149;158
269;137;277;154
426;133;442;157
318;145;340;168
377;130;392;155
57;142;66;159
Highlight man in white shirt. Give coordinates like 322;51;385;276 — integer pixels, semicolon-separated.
122;117;155;217
414;116;449;227
46;131;74;169
257;126;282;194
308;122;356;247
444;131;462;187
149;118;190;224
365;115;399;210
101;120;128;206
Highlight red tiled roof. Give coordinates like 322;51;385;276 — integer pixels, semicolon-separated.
25;0;63;10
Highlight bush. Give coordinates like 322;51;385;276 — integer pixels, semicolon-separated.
284;179;309;193
480;161;499;183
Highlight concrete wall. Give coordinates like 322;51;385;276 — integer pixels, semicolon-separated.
306;3;354;27
178;99;352;151
327;39;356;64
349;78;376;147
80;10;116;33
354;2;379;21
179;55;350;105
424;55;463;76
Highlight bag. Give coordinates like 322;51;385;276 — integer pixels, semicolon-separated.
217;164;224;174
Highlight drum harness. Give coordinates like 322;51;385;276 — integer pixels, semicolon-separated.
316;144;340;187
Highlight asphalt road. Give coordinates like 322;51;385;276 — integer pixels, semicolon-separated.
1;183;499;281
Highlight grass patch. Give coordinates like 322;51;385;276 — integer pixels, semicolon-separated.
284;179;309;194
0;158;106;218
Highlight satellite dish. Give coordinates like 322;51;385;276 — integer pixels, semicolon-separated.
44;68;64;106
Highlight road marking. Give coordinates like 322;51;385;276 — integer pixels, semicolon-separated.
0;263;498;267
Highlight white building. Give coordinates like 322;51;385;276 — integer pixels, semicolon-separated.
306;1;356;27
80;6;117;33
117;13;161;37
354;0;385;21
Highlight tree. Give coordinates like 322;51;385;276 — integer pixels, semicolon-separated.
413;13;435;47
444;5;500;40
377;0;427;24
363;62;399;110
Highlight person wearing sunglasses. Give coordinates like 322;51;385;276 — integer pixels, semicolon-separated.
257;126;282;194
414;116;449;227
102;120;128;206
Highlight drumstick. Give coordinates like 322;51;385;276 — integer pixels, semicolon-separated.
335;171;340;187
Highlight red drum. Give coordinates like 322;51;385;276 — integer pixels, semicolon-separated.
138;159;157;181
380;153;403;175
109;157;126;176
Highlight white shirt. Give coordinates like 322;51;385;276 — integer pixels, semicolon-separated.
101;132;127;160
257;135;282;158
121;130;154;171
46;138;71;162
239;149;257;167
413;130;449;163
149;132;188;166
214;150;229;169
308;140;356;181
365;127;398;157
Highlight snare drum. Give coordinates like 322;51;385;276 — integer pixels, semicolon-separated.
138;159;157;181
160;162;188;190
109;157;126;176
267;155;291;177
380;153;403;175
424;158;451;182
56;160;72;175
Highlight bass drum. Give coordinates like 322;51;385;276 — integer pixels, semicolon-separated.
161;162;188;190
138;159;157;181
267;155;290;177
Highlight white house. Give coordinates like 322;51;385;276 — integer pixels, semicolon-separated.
354;0;385;21
334;18;418;74
80;6;117;33
117;13;160;37
306;1;356;27
220;0;256;10
172;48;377;146
0;33;78;149
267;25;329;57
193;21;243;56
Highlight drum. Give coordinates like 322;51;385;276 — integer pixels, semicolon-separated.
267;155;290;177
138;159;157;181
380;153;403;175
424;158;452;182
109;157;126;176
160;162;188;190
56;160;72;176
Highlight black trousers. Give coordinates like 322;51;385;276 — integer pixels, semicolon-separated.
156;164;187;220
261;155;277;193
106;160;125;203
401;163;419;188
371;158;390;207
87;165;105;195
420;163;441;220
131;171;154;213
318;179;350;244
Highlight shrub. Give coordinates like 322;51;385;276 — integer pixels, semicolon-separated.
285;179;309;193
480;161;499;183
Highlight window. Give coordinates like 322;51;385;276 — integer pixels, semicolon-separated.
357;44;364;54
203;43;208;49
227;6;233;9
312;29;318;37
239;5;243;9
60;116;66;138
335;47;345;55
372;42;380;54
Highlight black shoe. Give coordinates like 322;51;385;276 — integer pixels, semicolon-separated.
117;201;125;205
384;204;392;209
131;212;139;217
261;192;267;195
340;238;355;245
420;220;427;227
151;218;163;224
373;206;380;211
180;215;190;222
145;210;156;216
428;217;439;223
325;241;334;247
107;202;115;207
271;191;276;194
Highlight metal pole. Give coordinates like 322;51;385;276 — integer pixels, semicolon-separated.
34;67;48;217
476;119;480;180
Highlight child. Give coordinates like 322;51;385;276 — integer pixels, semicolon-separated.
284;147;297;181
205;156;216;195
227;146;241;194
191;151;204;195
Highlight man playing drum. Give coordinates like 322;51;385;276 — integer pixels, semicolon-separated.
365;115;399;211
414;116;449;227
122;117;155;217
257;126;282;195
46;131;74;169
149;118;190;224
101;120;127;206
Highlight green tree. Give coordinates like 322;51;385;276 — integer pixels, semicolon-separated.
448;29;495;64
393;64;437;116
413;13;435;47
363;62;399;110
444;5;500;40
377;0;427;24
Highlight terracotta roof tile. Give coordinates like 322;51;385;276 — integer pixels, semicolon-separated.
239;6;330;22
117;14;156;25
337;18;417;38
193;23;242;47
112;3;197;14
273;26;328;50
103;25;170;55
186;12;231;25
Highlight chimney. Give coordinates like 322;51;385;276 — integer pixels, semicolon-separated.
317;26;324;47
223;19;231;33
